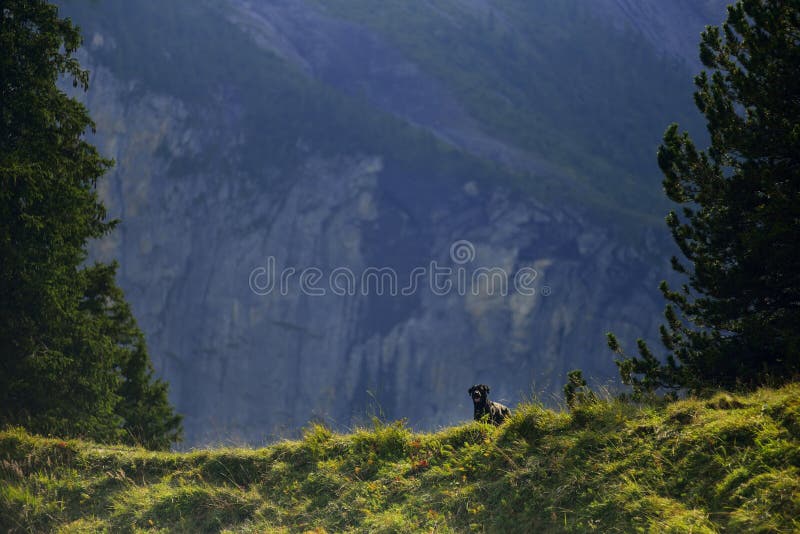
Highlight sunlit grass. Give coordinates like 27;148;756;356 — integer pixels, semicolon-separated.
2;383;798;532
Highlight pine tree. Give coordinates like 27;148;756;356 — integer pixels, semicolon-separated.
608;0;800;395
80;263;183;449
0;0;181;447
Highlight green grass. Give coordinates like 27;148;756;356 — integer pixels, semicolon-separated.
3;384;799;532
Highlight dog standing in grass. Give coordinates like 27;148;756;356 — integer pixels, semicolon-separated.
469;384;511;425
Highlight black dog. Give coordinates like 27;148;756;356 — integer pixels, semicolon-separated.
468;384;511;425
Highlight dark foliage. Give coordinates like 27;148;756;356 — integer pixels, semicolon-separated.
563;370;597;410
0;0;181;448
609;0;800;396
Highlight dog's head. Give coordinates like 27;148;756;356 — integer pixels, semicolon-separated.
468;384;490;405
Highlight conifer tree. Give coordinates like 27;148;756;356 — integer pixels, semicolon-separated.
608;0;800;394
1;0;181;447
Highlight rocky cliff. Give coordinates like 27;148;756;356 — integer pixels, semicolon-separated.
61;0;728;445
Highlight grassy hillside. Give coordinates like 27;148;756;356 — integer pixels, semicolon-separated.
2;385;798;533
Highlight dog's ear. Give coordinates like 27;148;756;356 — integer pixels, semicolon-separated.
483;385;490;394
468;386;474;395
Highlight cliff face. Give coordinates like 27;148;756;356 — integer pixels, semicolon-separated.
63;0;727;445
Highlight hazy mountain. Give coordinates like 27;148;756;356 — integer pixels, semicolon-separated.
58;0;728;445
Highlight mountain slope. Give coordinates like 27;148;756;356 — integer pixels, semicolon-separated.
302;0;707;217
56;0;729;445
2;384;798;532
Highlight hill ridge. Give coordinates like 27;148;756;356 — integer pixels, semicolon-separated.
2;383;798;532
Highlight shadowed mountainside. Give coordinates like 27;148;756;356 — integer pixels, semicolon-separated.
58;0;726;445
